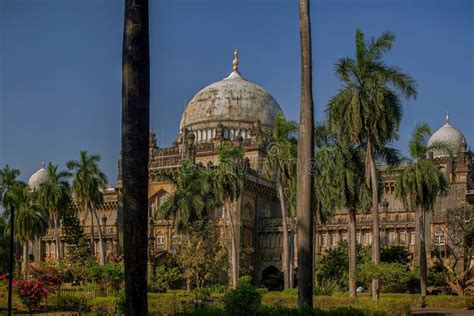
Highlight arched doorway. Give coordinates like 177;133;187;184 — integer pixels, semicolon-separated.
261;265;283;291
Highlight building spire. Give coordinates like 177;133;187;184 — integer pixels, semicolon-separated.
445;112;449;124
233;49;239;73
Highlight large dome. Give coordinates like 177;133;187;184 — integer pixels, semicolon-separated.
28;163;49;190
427;114;466;158
178;50;282;142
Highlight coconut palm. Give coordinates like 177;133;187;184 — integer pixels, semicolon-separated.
263;112;298;289
155;160;210;232
395;123;448;303
4;183;48;277
314;134;370;297
121;0;150;312
37;163;71;262
327;28;417;299
297;0;315;307
214;141;245;288
0;165;21;211
67;151;107;265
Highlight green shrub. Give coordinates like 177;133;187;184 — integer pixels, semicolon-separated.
314;279;339;296
223;281;262;316
465;296;474;310
191;287;211;302
56;293;91;312
206;284;226;294
238;275;253;285
90;297;118;315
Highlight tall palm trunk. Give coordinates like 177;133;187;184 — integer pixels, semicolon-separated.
226;203;238;288
367;141;381;300
22;242;28;278
89;208;95;257
278;184;290;289
348;208;357;298
289;219;295;288
54;215;61;262
121;0;150;313
297;0;315;308
418;205;428;304
91;205;107;265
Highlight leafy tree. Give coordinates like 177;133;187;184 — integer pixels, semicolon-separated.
0;165;21;274
263;112;298;289
395;123;448;301
149;265;181;291
5;183;48;276
62;208;91;265
171;221;228;289
313;127;370;297
358;262;415;293
67;151;108;265
37;163;71;262
327;28;417;300
297;0;315;308
433;203;474;295
314;241;371;291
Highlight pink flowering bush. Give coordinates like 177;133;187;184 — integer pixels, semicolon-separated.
12;279;49;311
38;272;63;287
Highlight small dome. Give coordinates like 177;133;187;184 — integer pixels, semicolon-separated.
427;114;466;158
28;163;49;190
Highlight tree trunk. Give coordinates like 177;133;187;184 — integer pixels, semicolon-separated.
91;205;107;265
348;208;357;298
54;215;61;263
297;0;315;308
227;203;238;288
289;217;295;288
90;208;95;257
122;0;150;314
419;205;428;304
22;242;28;278
368;141;381;300
278;185;290;289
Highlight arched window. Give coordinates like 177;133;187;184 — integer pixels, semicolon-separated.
156;233;165;246
434;227;445;245
150;190;169;219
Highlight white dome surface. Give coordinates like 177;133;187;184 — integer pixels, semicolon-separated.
28;164;49;190
427;115;466;158
179;70;282;130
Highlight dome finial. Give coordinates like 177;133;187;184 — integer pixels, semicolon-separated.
445;112;449;124
233;49;239;73
42;161;45;168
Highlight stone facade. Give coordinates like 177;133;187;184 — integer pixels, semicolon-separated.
31;56;473;287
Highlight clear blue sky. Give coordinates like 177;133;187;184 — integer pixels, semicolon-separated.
1;0;472;185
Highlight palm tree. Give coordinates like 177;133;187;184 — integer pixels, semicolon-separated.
314;134;370;297
395;123;448;303
327;29;417;299
37;163;71;262
297;0;315;308
215;141;245;288
263;112;298;289
155;160;210;232
0;165;21;211
5;183;48;277
121;0;150;312
67;151;107;265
